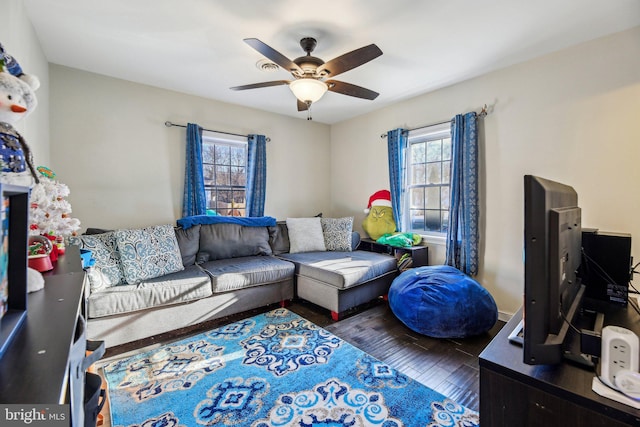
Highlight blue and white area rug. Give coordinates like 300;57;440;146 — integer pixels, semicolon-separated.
102;308;479;426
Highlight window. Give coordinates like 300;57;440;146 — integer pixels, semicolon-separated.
201;132;247;217
406;123;452;235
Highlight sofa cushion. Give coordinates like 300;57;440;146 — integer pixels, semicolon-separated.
115;225;185;284
286;217;326;253
321;217;354;251
87;265;212;318
198;223;272;261
174;224;200;266
278;250;398;290
69;231;125;291
199;256;295;293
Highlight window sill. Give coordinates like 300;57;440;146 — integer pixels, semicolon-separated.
419;234;446;247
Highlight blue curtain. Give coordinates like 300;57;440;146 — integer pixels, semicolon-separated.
446;112;479;276
246;134;267;217
182;123;207;217
387;128;408;232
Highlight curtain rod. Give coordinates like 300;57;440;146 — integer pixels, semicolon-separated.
164;121;271;142
379;104;488;139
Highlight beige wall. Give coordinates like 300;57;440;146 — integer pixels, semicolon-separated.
0;0;50;166
331;26;640;316
49;65;331;229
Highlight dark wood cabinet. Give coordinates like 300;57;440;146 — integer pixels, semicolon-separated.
479;306;640;426
0;246;86;424
359;238;429;268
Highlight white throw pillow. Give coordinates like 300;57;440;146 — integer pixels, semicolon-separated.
286;217;327;253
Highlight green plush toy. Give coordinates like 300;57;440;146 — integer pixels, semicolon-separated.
362;190;397;240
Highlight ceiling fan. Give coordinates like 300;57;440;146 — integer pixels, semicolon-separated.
231;37;383;120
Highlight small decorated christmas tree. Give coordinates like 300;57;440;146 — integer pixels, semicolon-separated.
29;167;81;245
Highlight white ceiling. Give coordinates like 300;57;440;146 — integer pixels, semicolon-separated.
23;0;640;124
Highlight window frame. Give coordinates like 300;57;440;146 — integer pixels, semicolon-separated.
201;131;248;217
404;122;452;237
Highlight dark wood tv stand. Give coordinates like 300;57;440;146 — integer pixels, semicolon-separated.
479;305;640;426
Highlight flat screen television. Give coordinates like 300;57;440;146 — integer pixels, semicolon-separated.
523;175;585;366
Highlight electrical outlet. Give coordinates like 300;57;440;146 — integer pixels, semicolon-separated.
601;326;640;388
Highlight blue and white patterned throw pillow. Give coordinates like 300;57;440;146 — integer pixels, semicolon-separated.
321;217;354;251
69;232;125;292
114;225;185;285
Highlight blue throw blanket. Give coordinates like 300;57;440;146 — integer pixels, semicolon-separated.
177;215;277;229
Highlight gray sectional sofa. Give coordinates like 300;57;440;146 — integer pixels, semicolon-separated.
72;217;398;348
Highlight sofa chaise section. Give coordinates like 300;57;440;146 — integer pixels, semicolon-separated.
278;250;398;320
270;218;399;320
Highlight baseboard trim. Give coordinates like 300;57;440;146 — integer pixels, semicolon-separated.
498;310;513;323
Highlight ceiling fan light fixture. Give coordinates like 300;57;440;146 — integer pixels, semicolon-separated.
289;78;328;104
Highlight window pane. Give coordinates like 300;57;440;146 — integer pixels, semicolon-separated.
411;143;425;163
233;189;246;204
426;140;442;162
231;146;245;166
203;165;215;186
215;145;230;165
217;188;232;205
410;187;424;209
231;166;245;186
425;187;440;209
202;144;215;163
425;210;441;232
442;160;451;184
410;209;425;230
442;138;452;161
231;190;246;217
441;210;449;233
215;165;230;186
412;164;426;185
441;186;450;211
426;163;441;184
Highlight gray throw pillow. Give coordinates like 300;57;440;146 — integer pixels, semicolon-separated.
174;224;200;266
286;217;326;253
268;222;290;255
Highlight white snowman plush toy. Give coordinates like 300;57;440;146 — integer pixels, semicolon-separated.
0;42;40;186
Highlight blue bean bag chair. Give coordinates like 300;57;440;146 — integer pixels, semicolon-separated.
388;265;497;338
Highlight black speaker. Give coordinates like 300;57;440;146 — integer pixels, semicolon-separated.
579;229;632;306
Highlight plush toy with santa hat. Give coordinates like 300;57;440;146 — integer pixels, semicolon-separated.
362;189;397;240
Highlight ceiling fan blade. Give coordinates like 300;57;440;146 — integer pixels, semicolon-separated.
297;99;309;111
326;80;379;100
230;80;290;91
243;38;303;74
317;44;383;77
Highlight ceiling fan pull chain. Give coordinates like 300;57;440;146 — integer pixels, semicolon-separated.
306;101;313;120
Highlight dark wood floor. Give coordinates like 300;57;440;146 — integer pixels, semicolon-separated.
105;298;505;412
